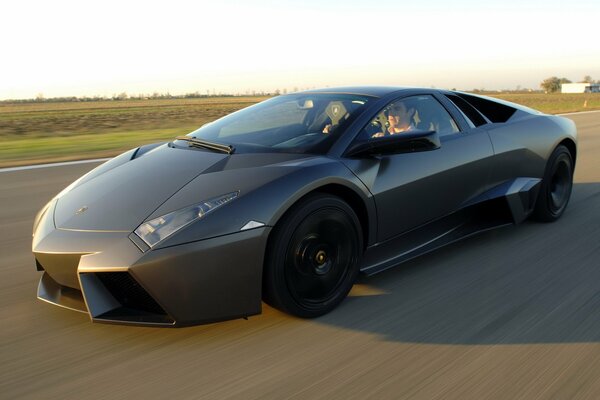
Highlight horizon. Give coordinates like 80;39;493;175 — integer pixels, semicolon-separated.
1;80;596;102
0;86;561;103
2;0;599;101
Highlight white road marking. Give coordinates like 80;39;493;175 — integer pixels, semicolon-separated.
0;158;109;173
558;109;600;116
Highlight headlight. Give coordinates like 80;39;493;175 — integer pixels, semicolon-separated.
134;191;239;248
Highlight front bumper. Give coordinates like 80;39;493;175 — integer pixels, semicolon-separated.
33;202;271;327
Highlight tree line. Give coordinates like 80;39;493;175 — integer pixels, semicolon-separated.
2;91;272;104
540;75;598;93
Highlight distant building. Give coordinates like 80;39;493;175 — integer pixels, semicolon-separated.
561;83;600;93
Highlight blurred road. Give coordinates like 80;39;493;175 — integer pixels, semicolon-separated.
1;112;599;399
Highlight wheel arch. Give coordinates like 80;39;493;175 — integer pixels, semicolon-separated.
265;183;373;255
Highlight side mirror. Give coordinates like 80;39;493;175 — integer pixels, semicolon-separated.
345;130;441;157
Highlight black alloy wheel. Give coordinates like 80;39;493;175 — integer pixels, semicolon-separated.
532;145;574;222
264;193;363;318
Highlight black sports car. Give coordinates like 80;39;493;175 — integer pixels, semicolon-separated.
32;87;577;326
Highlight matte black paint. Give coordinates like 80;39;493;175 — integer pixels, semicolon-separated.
32;86;577;326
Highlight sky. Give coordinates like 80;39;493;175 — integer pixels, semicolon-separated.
1;0;599;100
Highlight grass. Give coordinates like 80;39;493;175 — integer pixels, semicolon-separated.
489;93;600;114
0;93;597;167
0;97;268;138
0;127;199;167
0;97;266;167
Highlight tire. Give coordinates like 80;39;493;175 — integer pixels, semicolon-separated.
531;145;574;222
263;193;363;318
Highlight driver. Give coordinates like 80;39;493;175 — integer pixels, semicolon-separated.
372;101;416;138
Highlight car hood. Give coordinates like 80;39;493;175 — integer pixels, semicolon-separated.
54;144;310;232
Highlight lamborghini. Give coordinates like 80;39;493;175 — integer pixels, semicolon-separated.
32;87;577;326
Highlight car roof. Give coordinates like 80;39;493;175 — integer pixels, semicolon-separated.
297;86;424;98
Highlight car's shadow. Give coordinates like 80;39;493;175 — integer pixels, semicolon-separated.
311;182;600;345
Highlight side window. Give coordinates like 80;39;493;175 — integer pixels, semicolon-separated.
360;95;460;140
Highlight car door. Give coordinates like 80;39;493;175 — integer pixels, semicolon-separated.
343;94;495;242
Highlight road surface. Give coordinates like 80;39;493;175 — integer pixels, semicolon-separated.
1;112;599;399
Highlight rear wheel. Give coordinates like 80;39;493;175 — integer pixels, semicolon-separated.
264;194;362;318
532;145;573;222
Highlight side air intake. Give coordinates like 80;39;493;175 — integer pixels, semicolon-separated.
80;272;174;325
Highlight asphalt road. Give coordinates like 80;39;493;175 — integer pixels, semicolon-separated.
1;112;599;399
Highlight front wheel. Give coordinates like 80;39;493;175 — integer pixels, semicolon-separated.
263;194;363;318
531;145;574;222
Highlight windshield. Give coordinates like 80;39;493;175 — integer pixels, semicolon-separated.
185;93;373;154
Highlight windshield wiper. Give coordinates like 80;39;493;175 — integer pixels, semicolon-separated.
175;136;235;155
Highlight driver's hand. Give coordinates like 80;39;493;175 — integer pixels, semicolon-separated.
322;124;333;134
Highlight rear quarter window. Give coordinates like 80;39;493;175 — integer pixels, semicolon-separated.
445;94;487;127
456;93;517;123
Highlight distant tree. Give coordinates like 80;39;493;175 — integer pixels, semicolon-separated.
581;75;593;83
540;77;561;93
541;77;573;93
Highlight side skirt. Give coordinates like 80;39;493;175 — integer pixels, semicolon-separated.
360;177;541;276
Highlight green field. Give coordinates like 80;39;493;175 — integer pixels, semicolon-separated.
0;97;267;167
0;93;598;167
488;93;600;114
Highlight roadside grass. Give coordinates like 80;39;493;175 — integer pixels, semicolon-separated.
0;127;198;167
490;93;600;114
1;93;598;167
0;97;268;138
0;97;266;167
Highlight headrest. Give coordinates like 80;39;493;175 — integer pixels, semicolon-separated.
326;101;348;125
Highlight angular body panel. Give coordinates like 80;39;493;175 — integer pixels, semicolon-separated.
55;145;227;231
346;128;494;240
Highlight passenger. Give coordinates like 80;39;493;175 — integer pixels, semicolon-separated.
372;101;416;138
322;123;335;134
